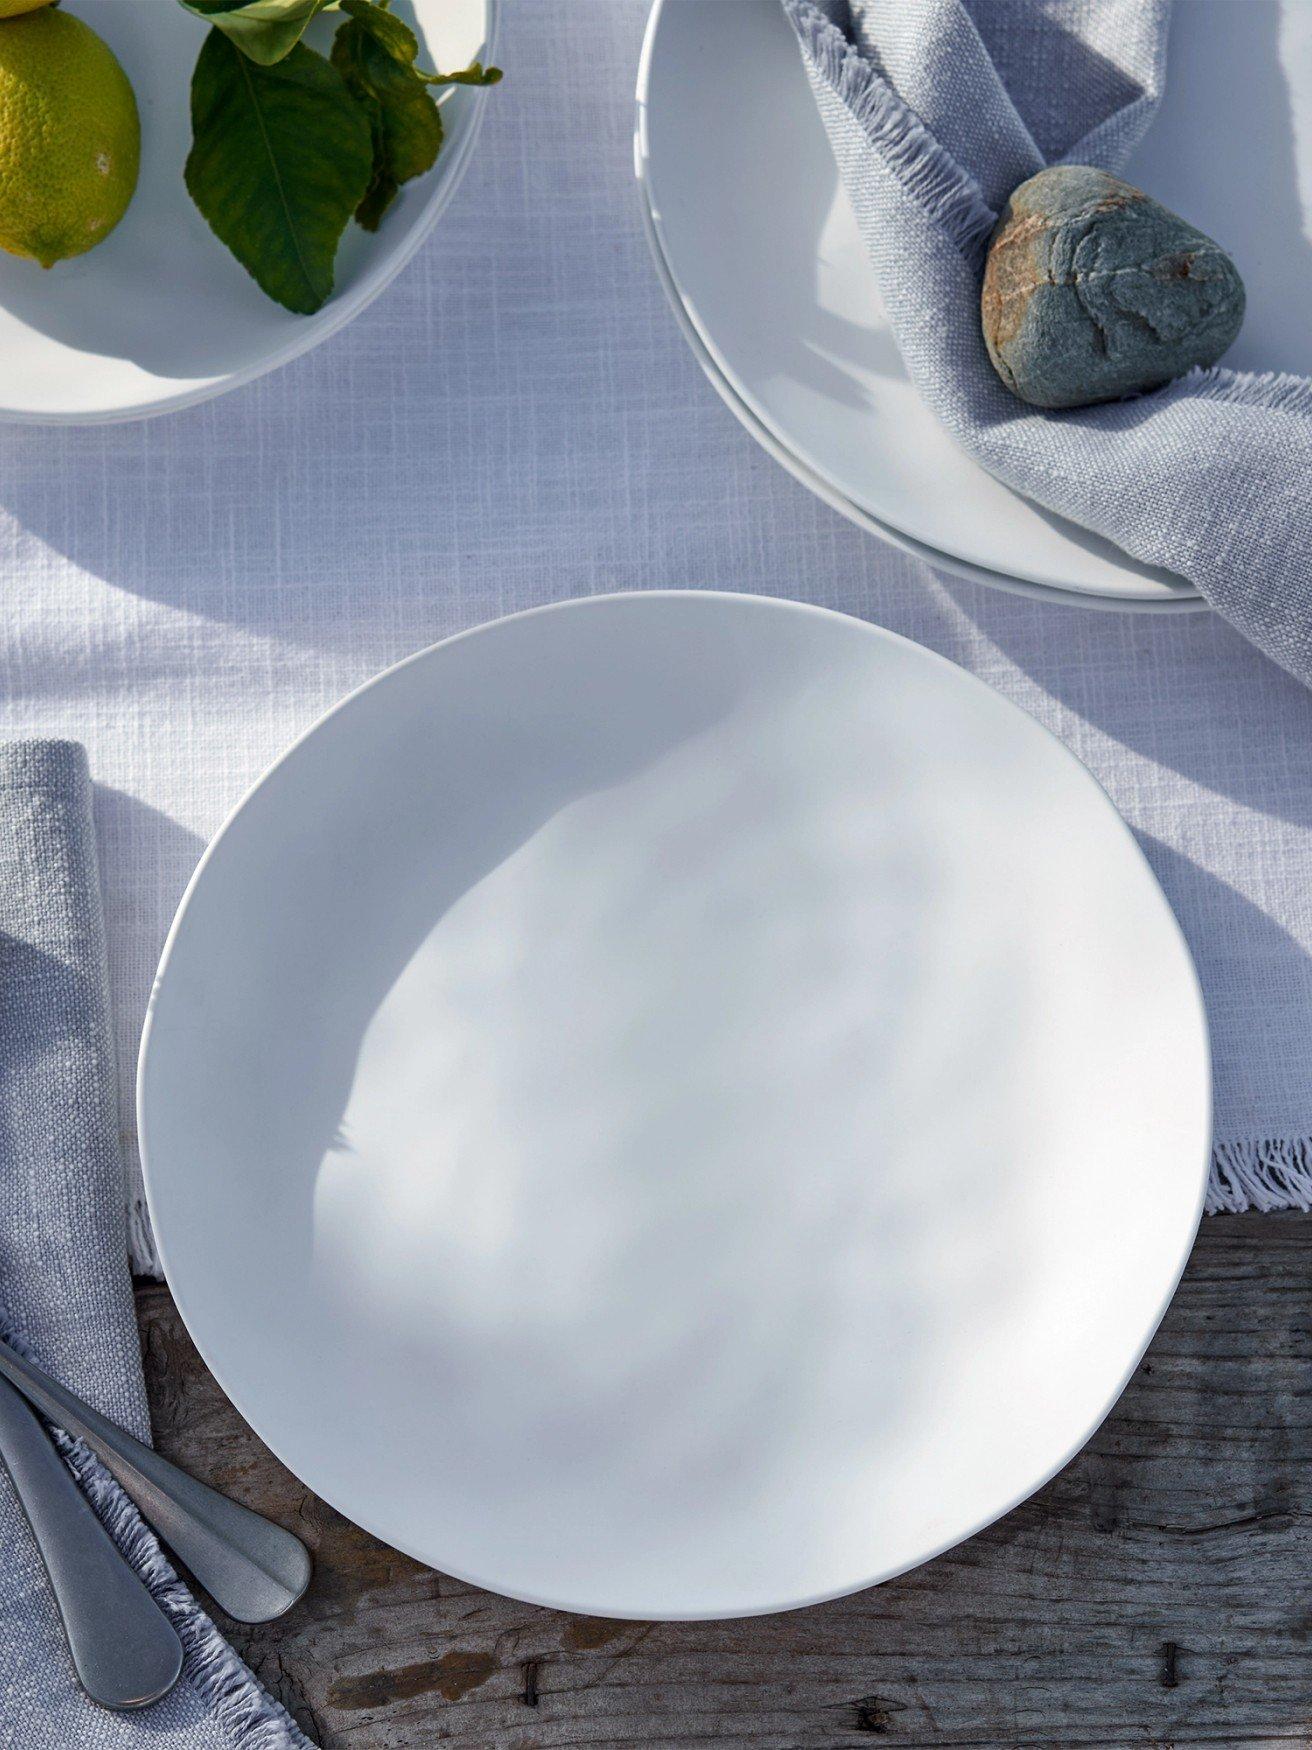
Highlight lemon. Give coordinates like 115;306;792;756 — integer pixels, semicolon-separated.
0;7;139;268
0;2;54;17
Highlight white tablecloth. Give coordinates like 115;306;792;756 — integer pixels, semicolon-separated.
2;1;1311;1271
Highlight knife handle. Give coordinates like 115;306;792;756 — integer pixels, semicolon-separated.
0;1375;183;1710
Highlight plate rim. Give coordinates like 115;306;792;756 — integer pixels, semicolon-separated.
0;0;499;427
633;0;1205;611
634;152;1207;618
138;588;1213;1619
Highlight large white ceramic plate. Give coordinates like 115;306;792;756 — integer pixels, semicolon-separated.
0;0;495;423
637;0;1312;606
140;592;1210;1619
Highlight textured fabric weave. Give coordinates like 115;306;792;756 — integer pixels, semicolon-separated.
0;743;308;1749
782;0;1312;685
0;3;1309;1263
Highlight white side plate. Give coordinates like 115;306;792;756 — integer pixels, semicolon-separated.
0;0;495;423
636;0;1312;605
140;592;1210;1619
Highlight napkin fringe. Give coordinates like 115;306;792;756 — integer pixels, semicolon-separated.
1210;1139;1312;1214
783;0;997;261
129;1190;160;1277
1171;365;1312;420
66;1450;314;1747
0;1318;313;1749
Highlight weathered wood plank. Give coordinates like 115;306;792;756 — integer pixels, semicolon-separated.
136;1214;1312;1748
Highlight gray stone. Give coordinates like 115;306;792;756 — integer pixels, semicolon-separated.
981;165;1245;410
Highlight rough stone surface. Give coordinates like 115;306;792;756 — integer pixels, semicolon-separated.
981;164;1245;409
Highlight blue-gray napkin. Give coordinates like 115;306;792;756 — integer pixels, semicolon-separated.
782;0;1312;686
0;741;309;1749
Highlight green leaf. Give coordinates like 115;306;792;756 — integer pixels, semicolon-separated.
185;29;374;313
175;0;335;67
331;8;443;232
337;0;417;64
338;0;503;85
423;62;503;88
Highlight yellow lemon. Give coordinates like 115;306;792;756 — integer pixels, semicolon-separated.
0;2;55;16
0;7;139;268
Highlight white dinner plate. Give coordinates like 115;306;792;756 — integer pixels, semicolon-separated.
636;0;1312;606
0;0;495;424
139;592;1210;1619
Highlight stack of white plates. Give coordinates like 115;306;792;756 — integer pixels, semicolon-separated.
636;0;1312;610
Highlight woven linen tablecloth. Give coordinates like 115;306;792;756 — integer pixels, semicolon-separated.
0;0;1309;1272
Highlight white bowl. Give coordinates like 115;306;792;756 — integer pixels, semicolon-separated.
0;0;496;423
139;592;1210;1619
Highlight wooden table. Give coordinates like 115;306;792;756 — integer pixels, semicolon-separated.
136;1213;1312;1749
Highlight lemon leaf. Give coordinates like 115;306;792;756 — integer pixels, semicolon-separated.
336;0;416;65
336;1;503;87
185;28;373;313
331;7;443;233
423;63;503;88
176;0;334;68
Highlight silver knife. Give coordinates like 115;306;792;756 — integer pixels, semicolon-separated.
0;1375;183;1710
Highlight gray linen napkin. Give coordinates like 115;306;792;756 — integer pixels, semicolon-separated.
782;0;1312;686
0;742;310;1749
